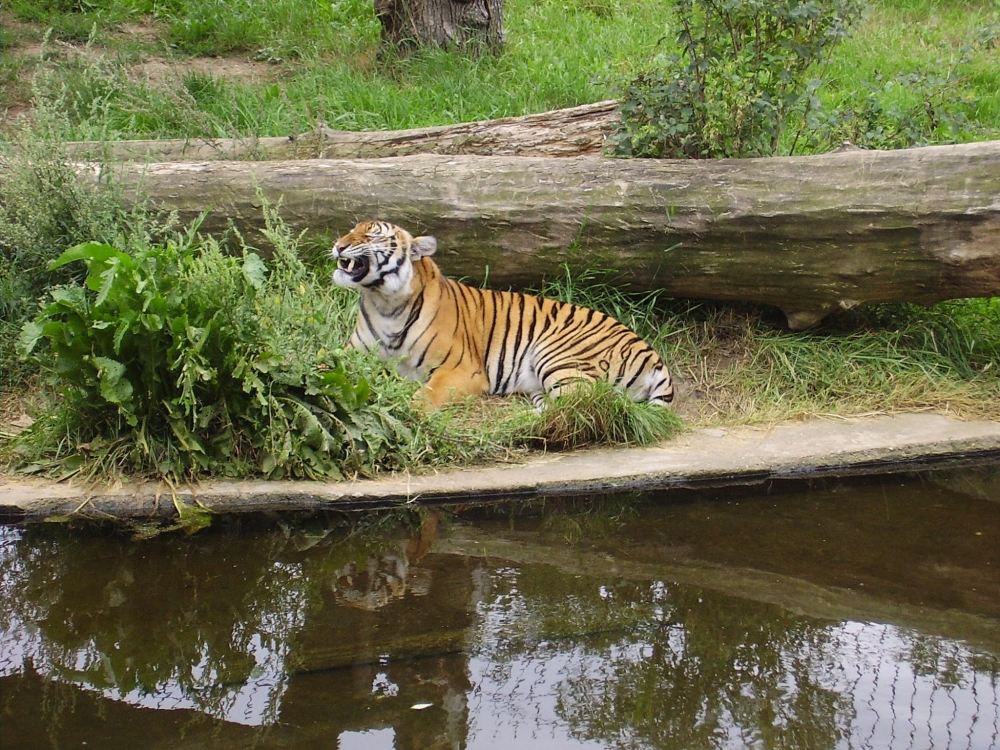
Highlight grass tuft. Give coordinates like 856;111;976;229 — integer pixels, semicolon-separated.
669;302;1000;425
530;380;684;450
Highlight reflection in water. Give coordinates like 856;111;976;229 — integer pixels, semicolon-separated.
464;563;1000;750
1;474;1000;749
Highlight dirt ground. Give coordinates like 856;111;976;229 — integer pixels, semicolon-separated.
1;12;276;125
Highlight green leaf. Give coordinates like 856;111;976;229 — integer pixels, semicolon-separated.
113;312;139;353
49;285;89;315
242;253;268;290
261;452;277;475
48;242;124;271
168;419;206;453
94;260;121;307
52;347;84;374
92;356;134;405
171;496;213;534
140;313;164;331
17;320;45;357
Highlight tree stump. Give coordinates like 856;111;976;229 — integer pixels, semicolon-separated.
375;0;504;53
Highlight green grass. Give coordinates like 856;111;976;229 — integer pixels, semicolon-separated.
700;303;1000;423
3;0;998;144
5;0;678;139
814;0;1000;148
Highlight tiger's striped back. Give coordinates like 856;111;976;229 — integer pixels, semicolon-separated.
332;220;674;410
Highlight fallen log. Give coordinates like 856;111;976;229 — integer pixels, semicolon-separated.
114;141;1000;328
64;100;619;162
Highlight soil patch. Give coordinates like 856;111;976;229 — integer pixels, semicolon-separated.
135;55;274;88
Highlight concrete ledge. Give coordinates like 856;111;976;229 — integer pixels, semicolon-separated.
2;412;999;523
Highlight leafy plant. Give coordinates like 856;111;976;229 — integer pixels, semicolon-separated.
16;208;415;480
612;0;866;158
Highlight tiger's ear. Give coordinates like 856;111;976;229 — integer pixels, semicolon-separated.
411;235;438;259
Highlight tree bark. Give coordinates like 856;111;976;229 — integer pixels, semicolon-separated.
109;142;1000;328
375;0;504;53
59;101;617;162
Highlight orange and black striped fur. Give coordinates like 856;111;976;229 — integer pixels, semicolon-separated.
332;220;675;410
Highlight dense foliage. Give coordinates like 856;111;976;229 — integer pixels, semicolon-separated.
0;128;155;389
17;210;416;480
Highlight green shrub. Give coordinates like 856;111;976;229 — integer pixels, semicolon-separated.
612;0;866;158
16;209;415;480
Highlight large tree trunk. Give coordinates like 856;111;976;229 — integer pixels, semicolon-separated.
375;0;504;53
110;142;1000;329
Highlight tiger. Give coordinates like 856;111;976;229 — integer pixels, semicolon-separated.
331;220;675;411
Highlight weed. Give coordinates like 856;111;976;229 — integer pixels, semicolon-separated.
796;61;981;152
12;201;428;481
0;110;167;390
682;301;1000;424
813;0;1000;149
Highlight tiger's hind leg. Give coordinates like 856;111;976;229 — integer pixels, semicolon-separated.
414;366;490;412
631;364;675;406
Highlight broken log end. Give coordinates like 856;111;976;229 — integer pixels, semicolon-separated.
783;308;836;331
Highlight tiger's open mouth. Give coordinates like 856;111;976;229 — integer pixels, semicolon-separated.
338;255;370;282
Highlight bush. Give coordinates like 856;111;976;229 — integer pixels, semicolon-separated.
612;0;866;158
16;208;416;480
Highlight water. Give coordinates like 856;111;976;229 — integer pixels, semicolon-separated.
1;468;999;750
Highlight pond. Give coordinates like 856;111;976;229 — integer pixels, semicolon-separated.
1;467;999;750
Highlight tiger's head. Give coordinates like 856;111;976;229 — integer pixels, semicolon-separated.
331;220;438;295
